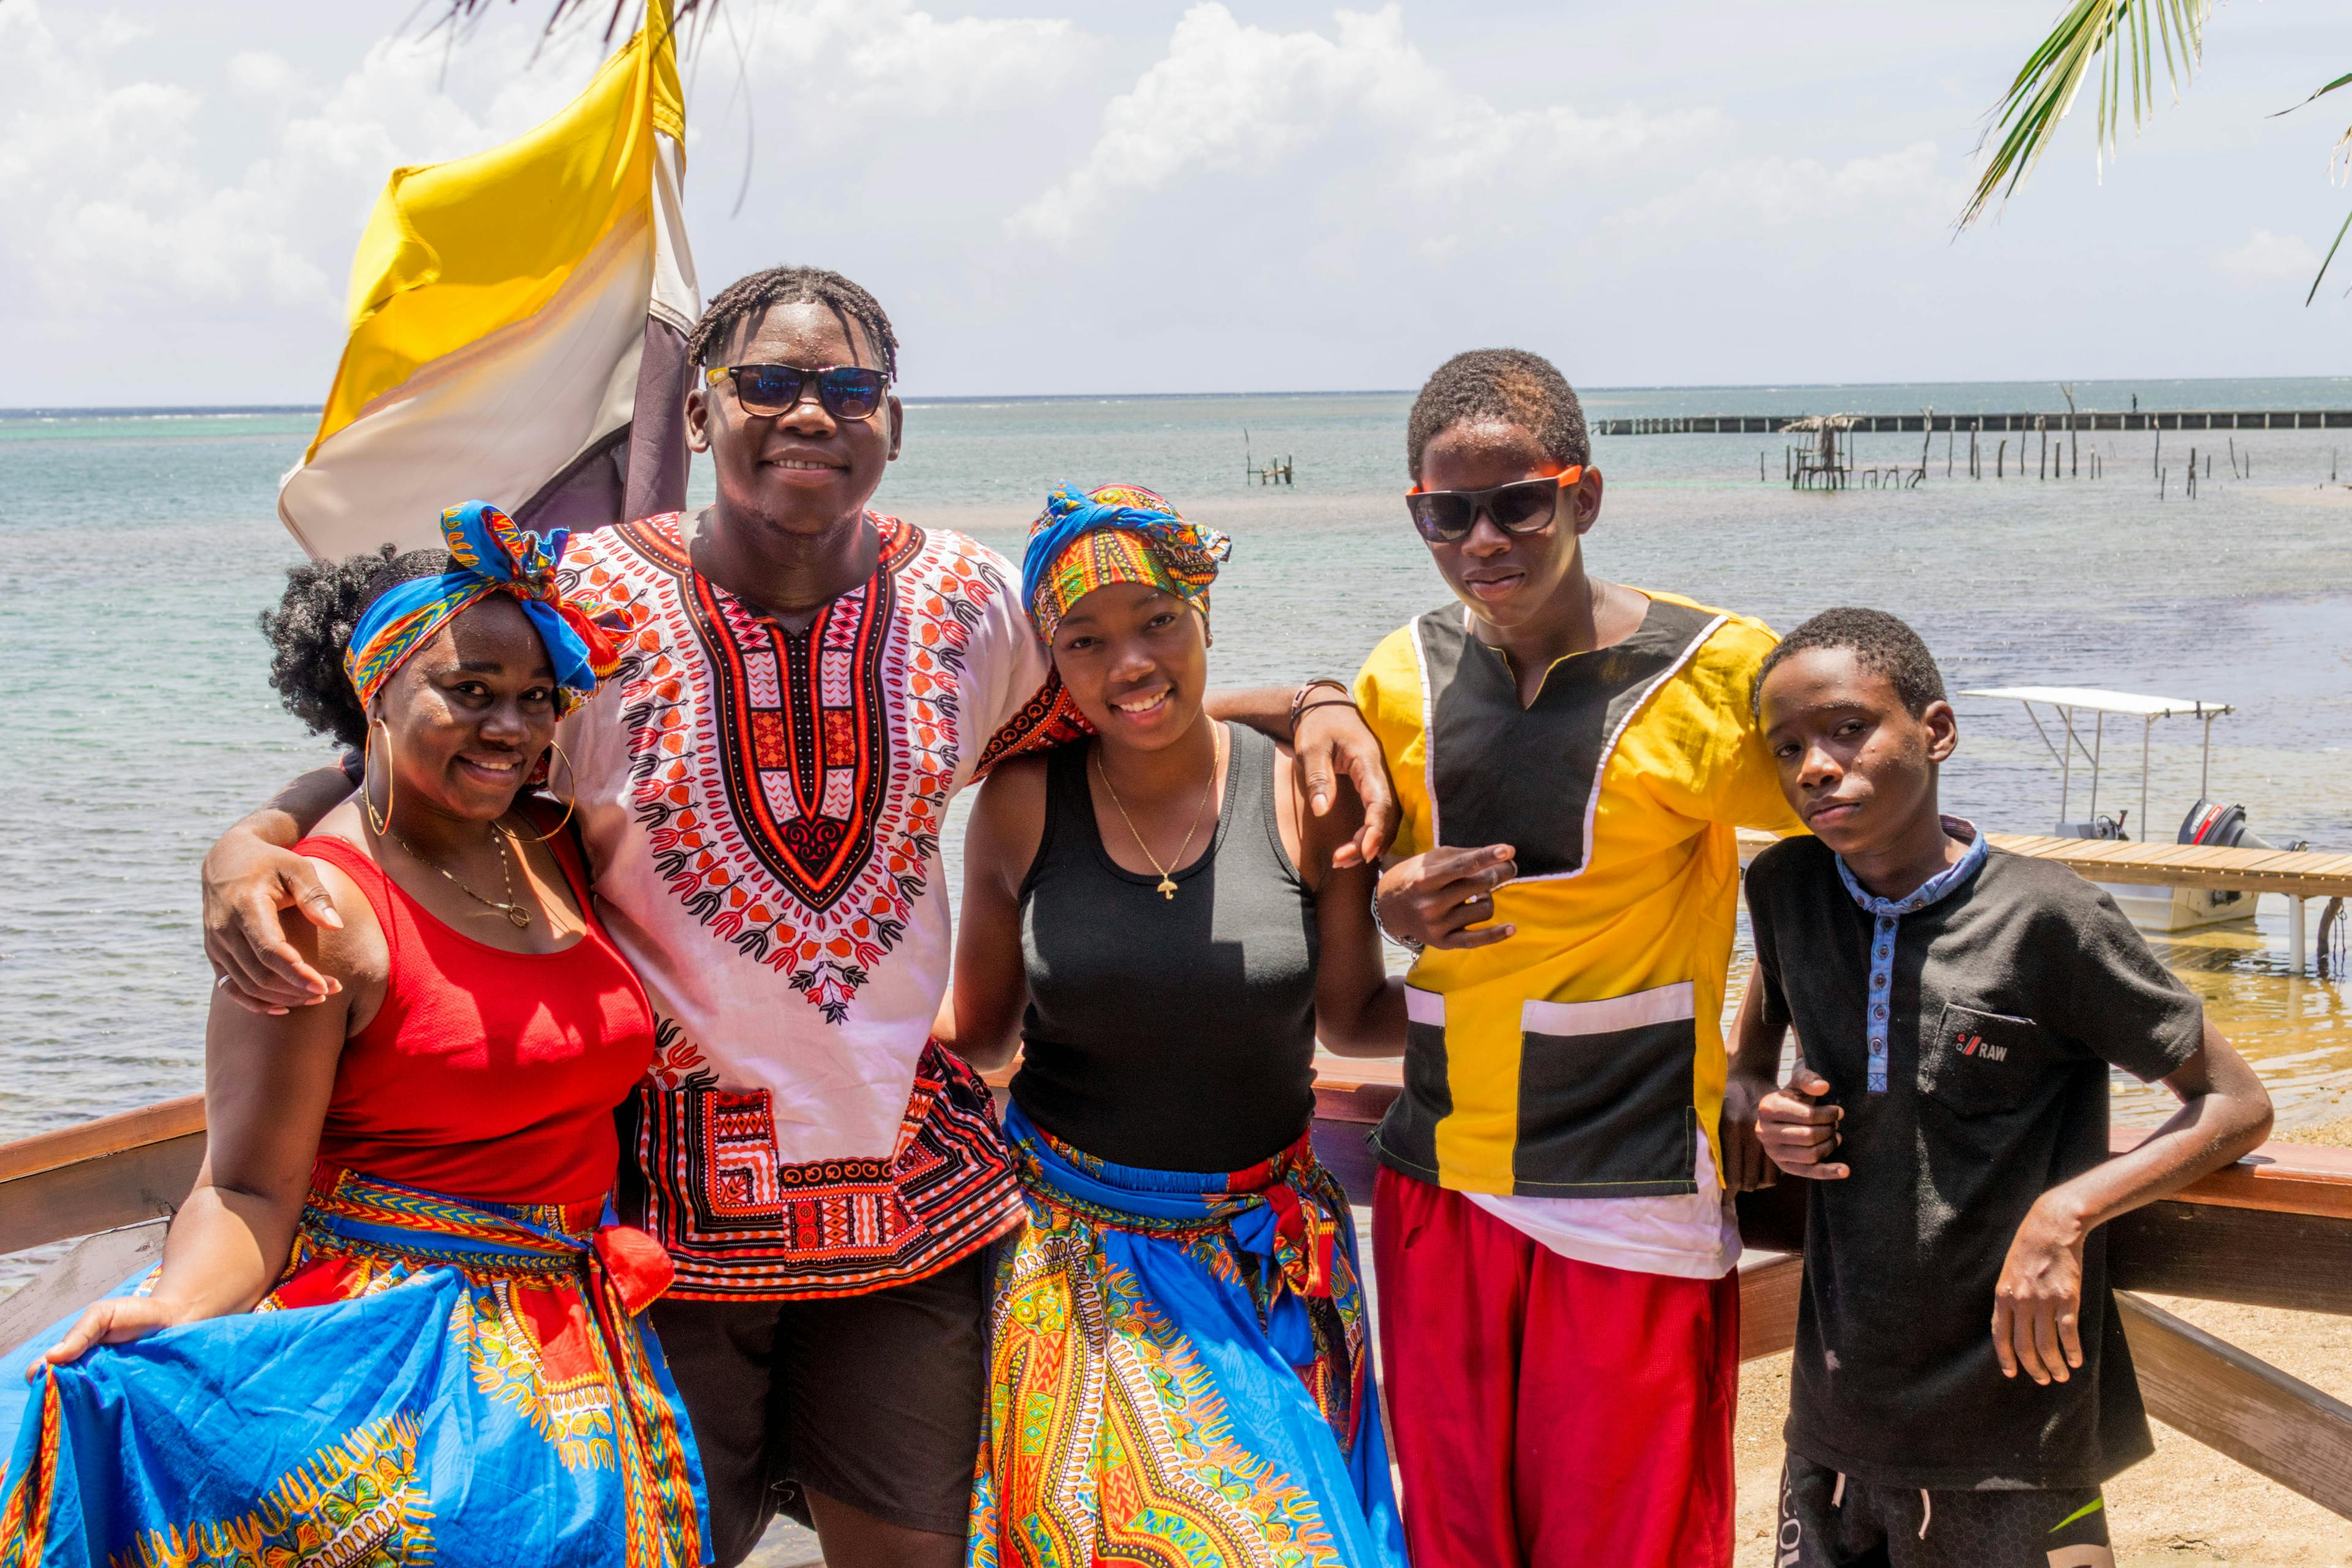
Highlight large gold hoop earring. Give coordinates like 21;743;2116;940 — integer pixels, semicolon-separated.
363;718;396;838
507;740;578;845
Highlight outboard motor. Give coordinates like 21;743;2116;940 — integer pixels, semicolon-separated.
2059;813;2129;841
2179;799;2308;853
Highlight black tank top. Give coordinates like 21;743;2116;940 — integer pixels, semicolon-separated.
1010;723;1321;1173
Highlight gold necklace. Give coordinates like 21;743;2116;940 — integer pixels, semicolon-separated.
1094;728;1221;900
390;821;532;929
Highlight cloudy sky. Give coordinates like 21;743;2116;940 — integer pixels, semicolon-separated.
2;0;2345;404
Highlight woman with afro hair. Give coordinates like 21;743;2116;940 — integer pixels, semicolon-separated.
1;503;708;1565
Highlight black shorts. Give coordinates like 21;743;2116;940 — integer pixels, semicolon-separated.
1776;1452;2114;1568
649;1249;993;1564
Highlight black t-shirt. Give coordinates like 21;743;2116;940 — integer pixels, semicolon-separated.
1746;837;2204;1490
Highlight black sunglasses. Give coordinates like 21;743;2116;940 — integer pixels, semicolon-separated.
1404;467;1585;544
705;363;891;422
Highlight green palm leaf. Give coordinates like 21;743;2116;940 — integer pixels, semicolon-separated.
1959;0;2211;229
2273;71;2352;301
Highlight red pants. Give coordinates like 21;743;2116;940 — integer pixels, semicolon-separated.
1373;1167;1739;1568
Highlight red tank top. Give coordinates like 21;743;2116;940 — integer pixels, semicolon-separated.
296;824;654;1205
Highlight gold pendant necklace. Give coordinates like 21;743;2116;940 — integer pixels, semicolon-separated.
390;821;532;929
1095;728;1221;900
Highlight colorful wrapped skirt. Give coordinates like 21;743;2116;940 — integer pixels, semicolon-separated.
968;1105;1405;1568
0;1166;707;1567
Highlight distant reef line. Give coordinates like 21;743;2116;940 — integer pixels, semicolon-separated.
0;405;322;419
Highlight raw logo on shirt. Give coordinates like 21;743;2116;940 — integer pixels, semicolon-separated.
1956;1030;2009;1062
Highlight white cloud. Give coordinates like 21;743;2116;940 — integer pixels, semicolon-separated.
225;51;298;99
1608;141;1959;241
0;0;1077;361
1011;5;1720;245
2;0;2342;403
2215;228;2321;281
688;0;1082;143
0;2;605;326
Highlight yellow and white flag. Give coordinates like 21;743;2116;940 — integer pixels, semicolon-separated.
279;1;698;559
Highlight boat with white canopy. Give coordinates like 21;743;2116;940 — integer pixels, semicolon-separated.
1960;685;2301;932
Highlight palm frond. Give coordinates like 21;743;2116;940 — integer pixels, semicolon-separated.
2273;70;2352;118
2309;208;2352;306
1959;0;2212;229
2271;70;2352;303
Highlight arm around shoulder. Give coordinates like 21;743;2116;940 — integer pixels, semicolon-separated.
203;763;359;1014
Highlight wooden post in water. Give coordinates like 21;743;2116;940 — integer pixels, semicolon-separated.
1946;427;1954;477
1997;438;2007;478
2188;448;2197;498
2154;427;2162;479
2040;419;2048;481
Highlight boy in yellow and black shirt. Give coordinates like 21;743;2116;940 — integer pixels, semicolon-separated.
1360;350;1800;1568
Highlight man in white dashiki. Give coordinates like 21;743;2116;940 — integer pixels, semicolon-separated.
202;266;1396;1568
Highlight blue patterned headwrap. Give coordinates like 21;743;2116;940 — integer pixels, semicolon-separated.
1020;483;1232;643
342;501;620;715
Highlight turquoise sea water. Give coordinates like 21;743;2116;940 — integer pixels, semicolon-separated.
2;380;2347;1160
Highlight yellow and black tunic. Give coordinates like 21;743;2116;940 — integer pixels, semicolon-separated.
1354;590;1802;1212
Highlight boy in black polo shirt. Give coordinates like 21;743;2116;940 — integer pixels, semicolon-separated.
1736;608;2272;1568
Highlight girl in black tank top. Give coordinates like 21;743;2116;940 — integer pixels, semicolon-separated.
943;483;1408;1567
1011;723;1319;1170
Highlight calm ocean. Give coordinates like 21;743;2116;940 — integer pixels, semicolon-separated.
4;378;2347;1163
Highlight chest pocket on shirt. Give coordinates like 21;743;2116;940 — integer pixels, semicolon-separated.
1920;1004;2043;1119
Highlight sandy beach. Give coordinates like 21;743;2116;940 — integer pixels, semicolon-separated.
1734;1303;2352;1566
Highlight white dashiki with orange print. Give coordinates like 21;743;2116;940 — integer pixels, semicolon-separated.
556;511;1080;1299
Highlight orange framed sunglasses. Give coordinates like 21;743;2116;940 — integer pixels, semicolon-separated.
1405;467;1584;543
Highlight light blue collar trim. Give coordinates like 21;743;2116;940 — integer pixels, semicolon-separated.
1838;818;1987;1095
1835;818;1987;918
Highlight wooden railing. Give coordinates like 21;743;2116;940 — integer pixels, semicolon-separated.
6;1069;2350;1519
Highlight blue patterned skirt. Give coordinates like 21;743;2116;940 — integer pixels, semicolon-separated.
0;1166;707;1566
967;1104;1405;1568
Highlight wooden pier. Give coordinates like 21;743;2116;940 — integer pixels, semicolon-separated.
1600;409;2352;436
